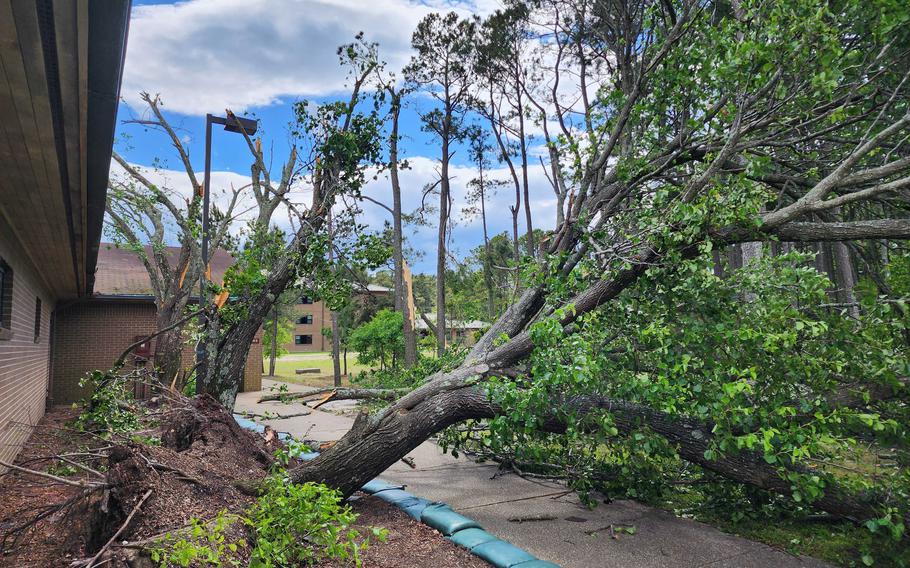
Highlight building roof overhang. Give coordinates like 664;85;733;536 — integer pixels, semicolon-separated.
0;1;131;299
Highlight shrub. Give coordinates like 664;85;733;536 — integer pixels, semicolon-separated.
150;511;244;567
347;309;404;370
72;370;140;436
245;473;386;567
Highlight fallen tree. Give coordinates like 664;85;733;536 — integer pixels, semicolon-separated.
258;386;410;404
276;0;910;528
119;0;910;533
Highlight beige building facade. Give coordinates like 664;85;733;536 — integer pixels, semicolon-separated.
285;285;392;353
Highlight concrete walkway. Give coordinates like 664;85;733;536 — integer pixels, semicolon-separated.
237;381;831;568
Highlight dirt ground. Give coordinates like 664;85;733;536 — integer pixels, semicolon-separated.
315;495;489;568
0;404;487;567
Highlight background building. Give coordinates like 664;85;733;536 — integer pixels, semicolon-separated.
49;245;263;404
415;314;488;348
286;283;391;352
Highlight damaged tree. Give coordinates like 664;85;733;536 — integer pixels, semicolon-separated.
284;0;910;526
196;44;386;407
108;92;298;385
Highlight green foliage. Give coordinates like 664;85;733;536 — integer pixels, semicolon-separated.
150;473;385;568
45;462;79;477
447;252;909;532
667;476;910;567
245;473;386;567
72;370;140;436
347;309;405;370
150;510;244;567
354;346;467;391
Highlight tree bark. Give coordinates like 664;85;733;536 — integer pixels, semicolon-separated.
153;295;189;384
258;386;408;403
516;69;534;258
268;306;278;377
436;103;451;358
480;167;495;320
389;92;417;367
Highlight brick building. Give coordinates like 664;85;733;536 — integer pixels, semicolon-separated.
49;245;263;404
287;284;392;352
0;3;131;468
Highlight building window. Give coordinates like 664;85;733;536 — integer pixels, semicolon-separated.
300;296;314;305
295;334;313;345
33;297;41;342
297;314;313;325
0;259;12;336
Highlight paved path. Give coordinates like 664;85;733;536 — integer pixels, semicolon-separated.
237;381;830;568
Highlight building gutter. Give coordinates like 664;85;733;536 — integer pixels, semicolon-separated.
84;1;131;295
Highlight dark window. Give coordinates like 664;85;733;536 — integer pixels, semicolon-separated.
294;334;313;345
297;314;313;325
300;296;314;305
33;297;41;342
0;259;11;333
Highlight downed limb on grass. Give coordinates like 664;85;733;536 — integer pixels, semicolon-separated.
258;386;409;404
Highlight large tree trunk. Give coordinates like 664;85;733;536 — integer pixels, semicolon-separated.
199;239;301;408
153;293;191;384
289;380;888;521
436;108;451;358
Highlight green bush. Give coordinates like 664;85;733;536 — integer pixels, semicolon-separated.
245;473;386;567
347;309;404;370
72;370;140;436
150;511;244;567
352;346;467;391
150;473;385;567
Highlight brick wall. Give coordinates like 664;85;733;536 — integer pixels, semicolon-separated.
51;300;262;404
0;224;53;468
244;329;264;392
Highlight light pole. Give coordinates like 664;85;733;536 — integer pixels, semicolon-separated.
196;112;258;393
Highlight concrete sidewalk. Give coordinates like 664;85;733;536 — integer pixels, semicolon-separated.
236;382;830;568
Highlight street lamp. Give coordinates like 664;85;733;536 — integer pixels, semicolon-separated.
196;112;258;390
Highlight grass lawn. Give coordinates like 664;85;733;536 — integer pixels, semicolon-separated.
263;352;374;388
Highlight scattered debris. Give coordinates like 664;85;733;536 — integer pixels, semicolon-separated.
508;514;557;523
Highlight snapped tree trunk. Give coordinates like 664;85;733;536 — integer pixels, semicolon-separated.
153;293;191;384
388;93;417;367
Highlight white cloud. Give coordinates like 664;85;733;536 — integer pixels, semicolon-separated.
123;0;497;116
109;150;558;272
357;154;558;266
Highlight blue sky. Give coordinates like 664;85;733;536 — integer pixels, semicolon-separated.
113;0;558;274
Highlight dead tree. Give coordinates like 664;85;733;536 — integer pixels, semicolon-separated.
109;93;296;385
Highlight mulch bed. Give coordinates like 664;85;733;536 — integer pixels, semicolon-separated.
0;403;488;567
314;495;490;568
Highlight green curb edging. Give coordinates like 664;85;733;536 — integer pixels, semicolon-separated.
363;478;561;568
234;416;561;567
